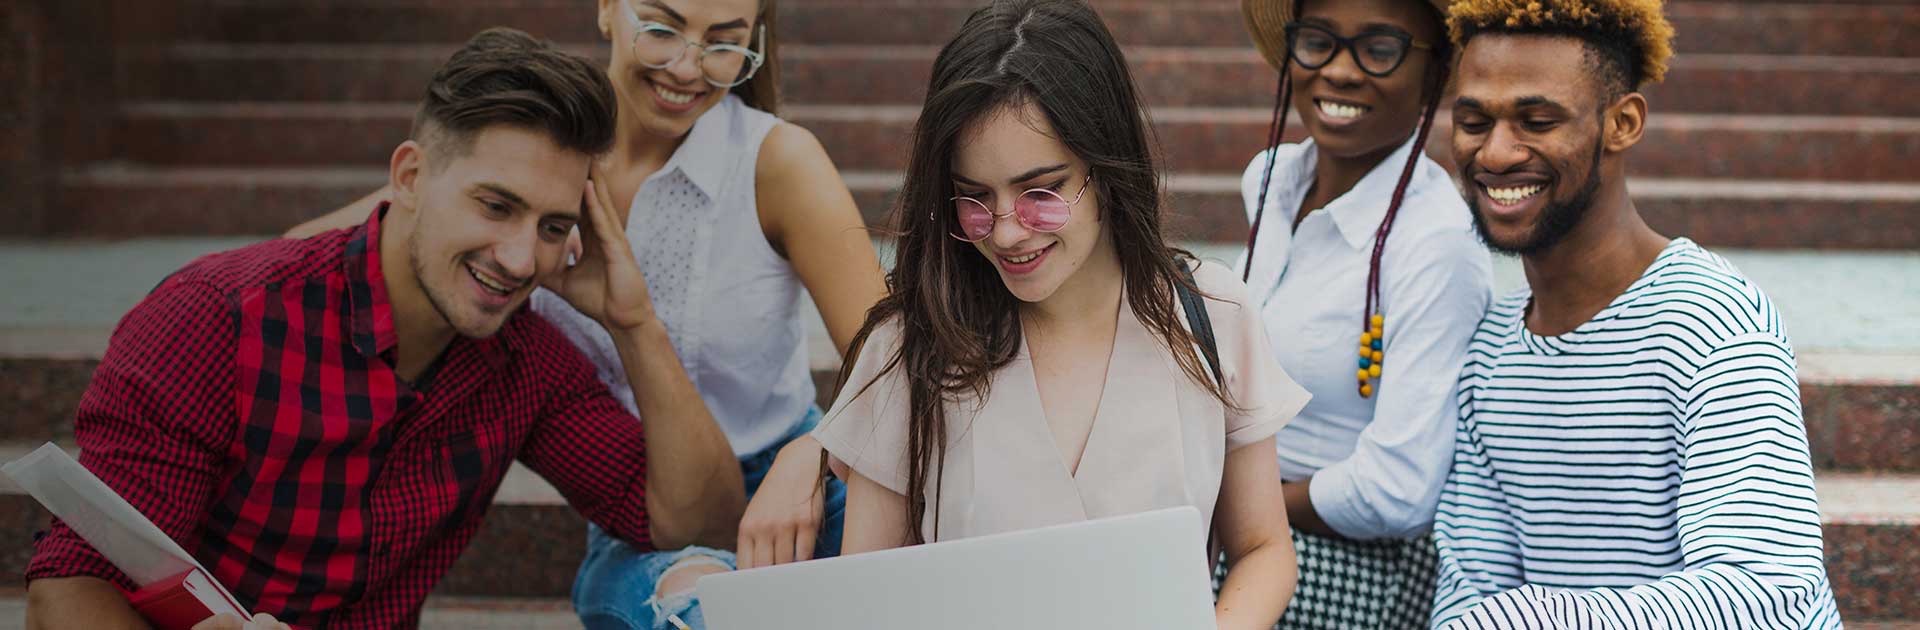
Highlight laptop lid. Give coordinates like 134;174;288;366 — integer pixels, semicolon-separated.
697;506;1215;630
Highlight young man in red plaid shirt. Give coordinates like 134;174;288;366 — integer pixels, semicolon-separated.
24;28;744;629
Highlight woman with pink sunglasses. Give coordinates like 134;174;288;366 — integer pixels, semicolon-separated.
812;1;1309;626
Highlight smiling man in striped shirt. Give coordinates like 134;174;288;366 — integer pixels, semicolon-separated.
1428;0;1841;628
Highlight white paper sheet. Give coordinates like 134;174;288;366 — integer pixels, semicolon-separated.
2;442;249;618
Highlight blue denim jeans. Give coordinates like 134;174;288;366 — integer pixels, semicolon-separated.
571;407;846;630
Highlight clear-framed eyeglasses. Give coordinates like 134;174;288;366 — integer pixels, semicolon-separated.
622;0;766;88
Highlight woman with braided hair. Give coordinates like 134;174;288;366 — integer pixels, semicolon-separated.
1230;0;1492;627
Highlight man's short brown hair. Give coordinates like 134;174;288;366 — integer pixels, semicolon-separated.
412;27;617;165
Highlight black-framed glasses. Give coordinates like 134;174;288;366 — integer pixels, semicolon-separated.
1283;22;1432;77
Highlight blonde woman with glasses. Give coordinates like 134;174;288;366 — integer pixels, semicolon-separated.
287;1;885;628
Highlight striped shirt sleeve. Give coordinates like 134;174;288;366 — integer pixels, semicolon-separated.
1438;332;1839;629
1428;362;1521;626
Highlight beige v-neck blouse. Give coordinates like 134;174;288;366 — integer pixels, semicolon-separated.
814;261;1310;542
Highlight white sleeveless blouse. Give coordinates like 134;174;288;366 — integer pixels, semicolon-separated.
534;94;813;457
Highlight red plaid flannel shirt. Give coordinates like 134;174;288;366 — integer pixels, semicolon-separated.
27;208;652;628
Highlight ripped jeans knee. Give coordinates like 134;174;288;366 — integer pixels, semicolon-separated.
647;552;732;627
573;524;737;630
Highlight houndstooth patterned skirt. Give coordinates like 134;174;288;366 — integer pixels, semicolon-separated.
1214;530;1438;630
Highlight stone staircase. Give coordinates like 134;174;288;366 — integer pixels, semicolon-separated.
3;0;1917;626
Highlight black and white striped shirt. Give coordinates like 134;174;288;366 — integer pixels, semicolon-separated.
1431;239;1841;629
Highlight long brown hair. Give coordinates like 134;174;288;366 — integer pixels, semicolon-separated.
730;0;781;115
835;0;1233;545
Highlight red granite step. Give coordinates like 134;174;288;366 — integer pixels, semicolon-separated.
121;44;1920;116
792;2;1918;58
46;164;1920;249
808;109;1920;181
0;590;583;629
51;166;385;237
199;1;1920;58
6;351;1917;472
4;447;1916;621
115;103;1920;184
802;50;1920;116
842;173;1920;251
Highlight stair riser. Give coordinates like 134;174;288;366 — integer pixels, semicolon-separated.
198;4;1920;59
2;494;1913;621
118;110;1920;183
42;177;1920;250
6;358;1915;471
852;188;1920;252
122;51;1920;116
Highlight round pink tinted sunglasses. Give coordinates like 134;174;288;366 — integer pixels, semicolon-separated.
947;175;1093;242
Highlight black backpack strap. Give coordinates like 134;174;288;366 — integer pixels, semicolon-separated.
1175;259;1225;389
1177;258;1234;572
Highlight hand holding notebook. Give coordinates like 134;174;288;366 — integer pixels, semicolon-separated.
3;443;254;629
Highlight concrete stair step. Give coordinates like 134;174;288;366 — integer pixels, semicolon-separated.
0;587;582;629
120;43;1920;116
6;352;1915;473
808;50;1920;116
45;164;1920;249
4;239;1917;471
115;102;1920;183
788;109;1920;182
194;1;1920;58
1;590;1919;630
843;172;1920;251
4;353;1915;473
3;443;1916;620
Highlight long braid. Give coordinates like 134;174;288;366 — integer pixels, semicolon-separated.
1358;62;1448;397
1242;70;1293;283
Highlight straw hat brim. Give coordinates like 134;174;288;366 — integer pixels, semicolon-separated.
1242;0;1451;71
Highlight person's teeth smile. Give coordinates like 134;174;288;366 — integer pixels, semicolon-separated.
996;243;1054;274
653;82;698;105
468;264;515;296
1485;184;1547;206
1316;99;1369;120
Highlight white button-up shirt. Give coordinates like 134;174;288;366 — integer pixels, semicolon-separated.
1237;136;1493;539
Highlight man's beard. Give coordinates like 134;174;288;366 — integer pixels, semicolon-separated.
1470;138;1605;257
410;228;473;337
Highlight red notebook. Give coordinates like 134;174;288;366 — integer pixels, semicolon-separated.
122;568;250;630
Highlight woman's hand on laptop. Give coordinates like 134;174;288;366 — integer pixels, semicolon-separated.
737;436;830;569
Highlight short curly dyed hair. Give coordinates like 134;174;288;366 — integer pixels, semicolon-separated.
1448;0;1674;99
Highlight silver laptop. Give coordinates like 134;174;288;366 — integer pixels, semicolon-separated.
697;506;1215;630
